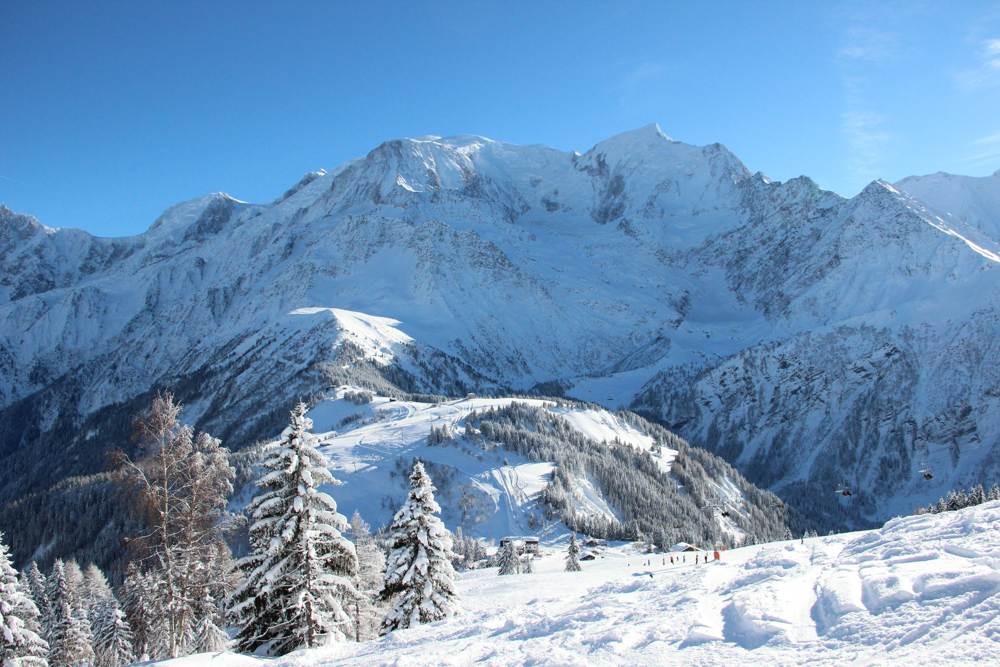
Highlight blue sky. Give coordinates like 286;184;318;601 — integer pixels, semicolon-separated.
2;0;999;236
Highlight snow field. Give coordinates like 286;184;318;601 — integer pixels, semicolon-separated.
157;501;1000;666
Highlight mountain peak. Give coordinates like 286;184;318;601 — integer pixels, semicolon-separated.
588;123;672;154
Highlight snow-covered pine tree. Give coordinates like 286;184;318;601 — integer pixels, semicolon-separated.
451;526;466;569
91;597;134;667
190;595;229;654
379;462;457;634
0;532;49;666
565;534;582;572
79;566;112;618
496;541;520;576
22;563;50;641
229;402;358;656
63;561;96;665
120;564;150;661
349;512;386;642
521;554;533;574
46;560;95;667
177;430;237;649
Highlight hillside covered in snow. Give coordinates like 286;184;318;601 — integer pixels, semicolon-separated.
156;498;1000;665
2;125;999;568
234;387;788;551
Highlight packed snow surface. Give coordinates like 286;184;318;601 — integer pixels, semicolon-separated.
158;501;999;666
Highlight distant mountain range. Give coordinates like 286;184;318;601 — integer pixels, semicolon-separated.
2;124;998;555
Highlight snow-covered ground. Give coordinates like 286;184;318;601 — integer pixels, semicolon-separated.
159;501;1000;666
300;389;596;541
255;388;684;544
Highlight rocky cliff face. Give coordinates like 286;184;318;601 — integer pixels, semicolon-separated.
2;124;997;531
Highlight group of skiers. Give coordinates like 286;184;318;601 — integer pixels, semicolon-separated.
631;549;723;569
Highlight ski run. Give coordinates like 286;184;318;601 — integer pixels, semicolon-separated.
152;499;1000;666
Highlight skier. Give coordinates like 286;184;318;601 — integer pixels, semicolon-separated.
714;550;721;561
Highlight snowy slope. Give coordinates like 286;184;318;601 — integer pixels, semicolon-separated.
896;170;1000;244
156;500;1000;666
243;387;772;546
2;125;999;554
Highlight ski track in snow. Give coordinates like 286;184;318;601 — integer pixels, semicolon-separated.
157;501;1000;666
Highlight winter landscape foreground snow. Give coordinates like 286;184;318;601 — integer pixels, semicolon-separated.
155;501;1000;666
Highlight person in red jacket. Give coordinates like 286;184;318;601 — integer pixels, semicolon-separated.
713;550;721;561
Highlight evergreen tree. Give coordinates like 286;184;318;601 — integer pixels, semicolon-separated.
59;561;95;666
120;564;150;661
521;554;533;574
47;560;94;667
0;532;49;666
22;563;50;642
565;534;582;572
380;462;457;634
349;512;386;642
79;566;112;619
91;598;134;667
60;562;84;616
229;403;358;656
190;600;229;654
496;541;520;576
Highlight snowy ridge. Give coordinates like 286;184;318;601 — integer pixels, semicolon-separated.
896;170;1000;242
266;387;760;545
288;308;413;366
157;500;1000;666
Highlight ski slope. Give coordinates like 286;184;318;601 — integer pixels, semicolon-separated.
158;502;1000;667
158;501;1000;666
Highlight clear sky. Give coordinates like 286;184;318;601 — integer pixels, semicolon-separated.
2;1;999;236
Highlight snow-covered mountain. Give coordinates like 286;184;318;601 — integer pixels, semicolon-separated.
238;387;786;550
896;169;1000;243
1;124;998;542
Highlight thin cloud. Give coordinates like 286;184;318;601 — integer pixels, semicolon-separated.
964;130;1000;167
972;130;1000;146
836;26;899;62
954;37;1000;90
841;110;891;184
619;62;666;91
616;62;668;110
835;19;896;188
